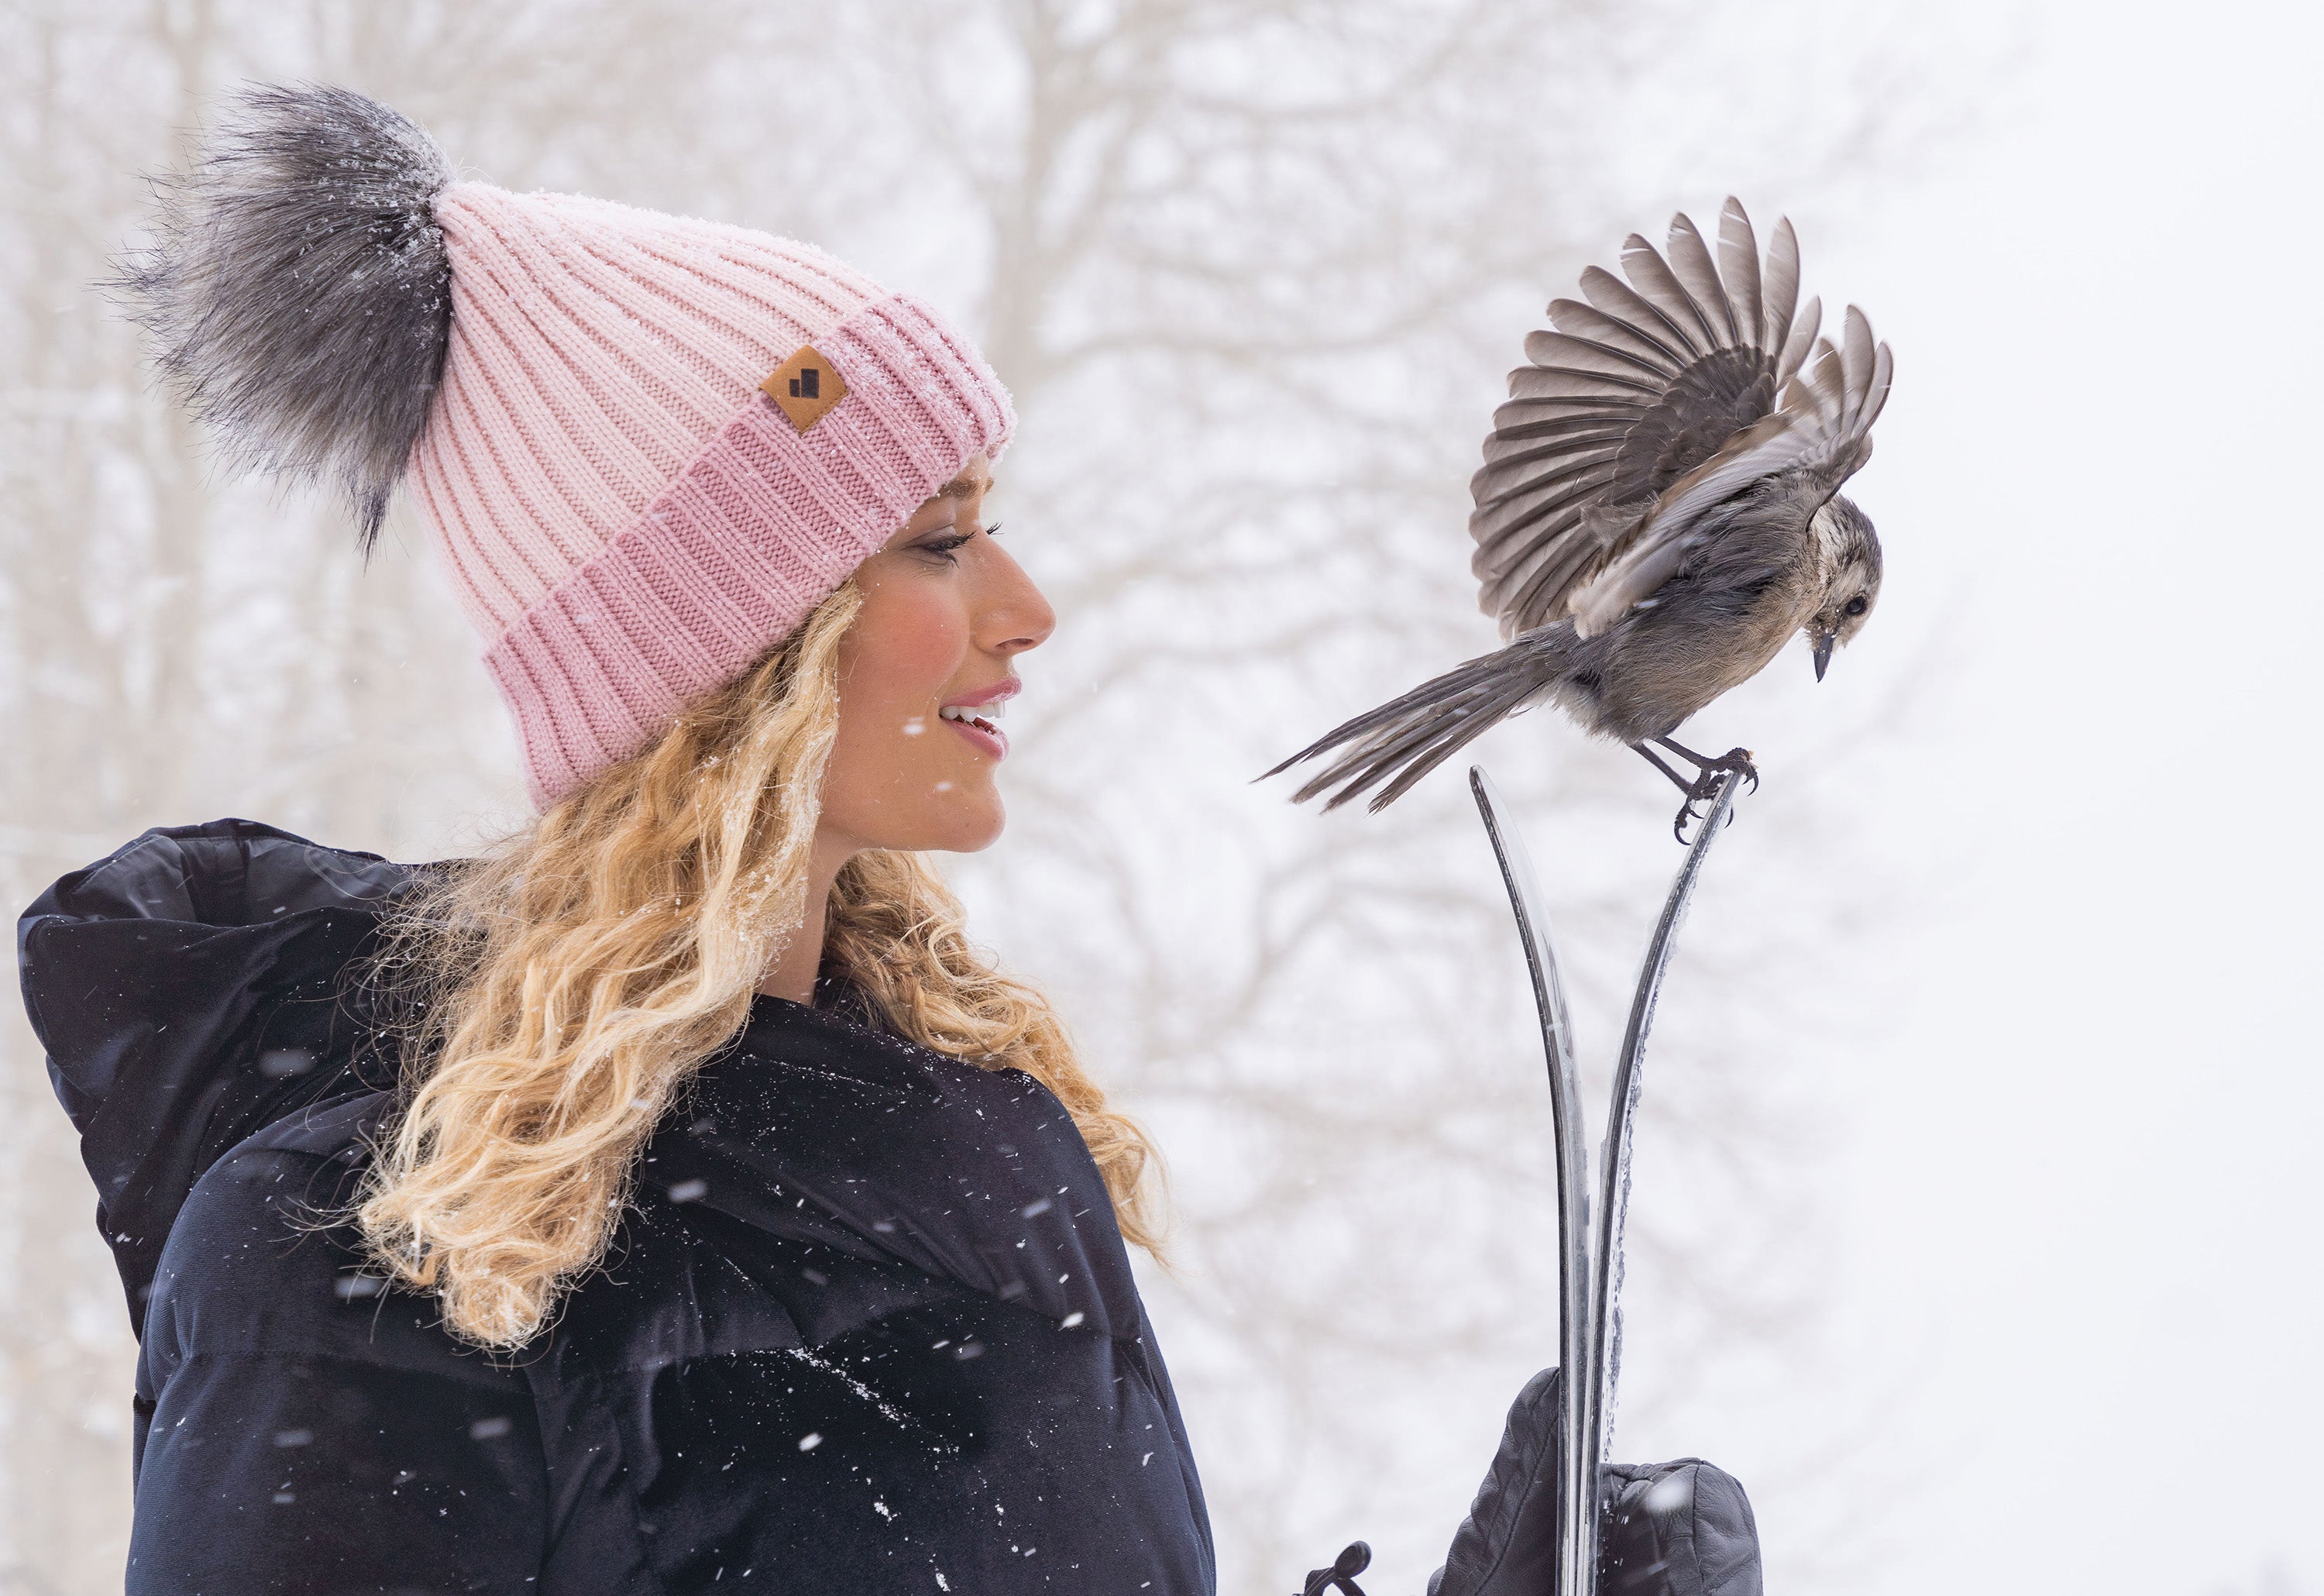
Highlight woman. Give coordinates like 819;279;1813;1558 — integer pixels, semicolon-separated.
20;86;1756;1594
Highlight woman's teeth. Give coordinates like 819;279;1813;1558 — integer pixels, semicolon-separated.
938;703;1002;732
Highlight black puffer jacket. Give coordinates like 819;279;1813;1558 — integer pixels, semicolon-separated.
19;820;1214;1594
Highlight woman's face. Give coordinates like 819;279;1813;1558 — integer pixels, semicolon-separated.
818;456;1054;857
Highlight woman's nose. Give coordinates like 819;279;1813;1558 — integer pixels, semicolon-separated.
978;541;1057;656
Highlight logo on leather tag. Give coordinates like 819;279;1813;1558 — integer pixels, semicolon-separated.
761;345;847;432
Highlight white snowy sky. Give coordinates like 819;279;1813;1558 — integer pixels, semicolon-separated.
12;4;2313;1589
1658;1;2323;1590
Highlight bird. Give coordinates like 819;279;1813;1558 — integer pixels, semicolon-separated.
1265;198;1892;840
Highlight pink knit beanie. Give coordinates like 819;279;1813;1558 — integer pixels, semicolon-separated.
117;84;1013;807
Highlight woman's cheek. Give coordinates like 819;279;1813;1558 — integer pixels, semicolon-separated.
845;569;956;691
844;575;973;790
884;583;972;696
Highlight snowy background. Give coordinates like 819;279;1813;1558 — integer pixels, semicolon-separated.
2;2;2317;1592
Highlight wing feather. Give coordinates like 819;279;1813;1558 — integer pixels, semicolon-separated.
1619;236;1724;353
1862;339;1895;432
1473;440;1624;504
1503;529;1617;635
1760;218;1800;355
1477;447;1629;494
1478;422;1631;467
1664;214;1740;347
1580;264;1705;359
1474;502;1604;592
1471;470;1618;552
1839;305;1874;425
1487;542;1596;634
1508;365;1661;403
1473;473;1621;542
1800;335;1846;418
1523;329;1673;383
1545;298;1689;370
1776;294;1821;385
1490;397;1652;432
1718;198;1764;349
1473;510;1587;593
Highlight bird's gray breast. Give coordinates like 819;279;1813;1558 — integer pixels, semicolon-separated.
1573;490;1824;742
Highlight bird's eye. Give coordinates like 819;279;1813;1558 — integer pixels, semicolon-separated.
1843;595;1868;617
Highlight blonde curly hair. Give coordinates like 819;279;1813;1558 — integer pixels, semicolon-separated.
357;581;1162;1348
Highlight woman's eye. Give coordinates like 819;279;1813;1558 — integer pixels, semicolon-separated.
913;522;1001;563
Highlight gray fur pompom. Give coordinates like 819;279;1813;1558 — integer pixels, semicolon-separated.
114;83;456;552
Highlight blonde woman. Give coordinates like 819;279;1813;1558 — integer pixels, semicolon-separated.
21;88;1759;1595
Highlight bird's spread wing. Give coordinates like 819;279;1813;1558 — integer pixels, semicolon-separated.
1565;305;1892;635
1470;198;1837;638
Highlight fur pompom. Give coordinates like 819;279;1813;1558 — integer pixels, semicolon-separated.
115;83;456;552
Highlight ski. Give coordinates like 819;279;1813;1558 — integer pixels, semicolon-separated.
1470;765;1745;1596
1470;767;1597;1596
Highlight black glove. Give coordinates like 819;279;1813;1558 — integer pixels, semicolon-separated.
1427;1367;1764;1596
1597;1459;1762;1595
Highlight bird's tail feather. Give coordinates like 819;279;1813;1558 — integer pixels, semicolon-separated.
1262;635;1573;812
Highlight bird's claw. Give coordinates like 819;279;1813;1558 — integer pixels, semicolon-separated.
1670;748;1756;844
1673;795;1732;844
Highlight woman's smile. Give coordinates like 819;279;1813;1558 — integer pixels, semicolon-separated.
938;678;1017;758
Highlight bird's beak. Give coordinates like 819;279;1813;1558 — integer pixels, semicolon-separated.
1812;628;1837;681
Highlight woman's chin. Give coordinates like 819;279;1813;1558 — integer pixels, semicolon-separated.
882;794;1006;855
942;801;1007;854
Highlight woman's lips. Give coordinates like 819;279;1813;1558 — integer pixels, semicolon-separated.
943;714;1008;759
936;693;1010;759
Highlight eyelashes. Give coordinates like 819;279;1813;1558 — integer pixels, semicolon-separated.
913;522;1002;563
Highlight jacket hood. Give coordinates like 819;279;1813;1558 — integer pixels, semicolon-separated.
18;820;414;1328
21;820;1142;1351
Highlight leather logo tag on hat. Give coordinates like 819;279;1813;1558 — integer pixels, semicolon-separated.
761;346;847;433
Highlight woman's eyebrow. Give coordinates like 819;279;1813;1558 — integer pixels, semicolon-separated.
936;473;993;501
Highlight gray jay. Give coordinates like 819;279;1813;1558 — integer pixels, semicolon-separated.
1267;198;1892;838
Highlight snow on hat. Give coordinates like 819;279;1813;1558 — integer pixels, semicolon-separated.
117;84;1013;807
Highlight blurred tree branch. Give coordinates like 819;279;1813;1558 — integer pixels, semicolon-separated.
0;2;1972;1590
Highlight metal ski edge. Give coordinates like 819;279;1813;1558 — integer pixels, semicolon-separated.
1583;765;1744;1495
1467;766;1596;1596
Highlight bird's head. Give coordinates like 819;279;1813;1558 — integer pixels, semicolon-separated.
1805;494;1882;680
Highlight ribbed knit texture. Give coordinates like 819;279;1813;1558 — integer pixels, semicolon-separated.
407;184;1014;806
